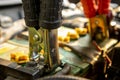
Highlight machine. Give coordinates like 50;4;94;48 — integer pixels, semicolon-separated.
0;0;69;80
0;0;120;80
0;0;78;80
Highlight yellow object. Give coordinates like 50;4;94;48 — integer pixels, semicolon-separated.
40;49;44;55
0;47;10;54
58;36;70;43
0;43;16;54
88;15;109;41
63;36;70;43
58;26;80;42
58;36;64;42
63;47;72;52
10;52;29;63
75;28;87;35
67;32;79;39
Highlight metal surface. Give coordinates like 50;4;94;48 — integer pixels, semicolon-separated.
59;35;118;64
28;27;43;61
42;28;60;69
28;27;60;70
88;15;109;42
22;0;62;70
0;58;44;80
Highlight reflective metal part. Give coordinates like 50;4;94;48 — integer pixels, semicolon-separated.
29;27;44;61
88;15;109;42
28;27;60;69
42;28;60;69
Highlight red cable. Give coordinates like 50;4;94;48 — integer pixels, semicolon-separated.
98;0;111;15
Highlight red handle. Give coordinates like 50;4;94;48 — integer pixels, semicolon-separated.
81;0;110;18
98;0;111;15
81;0;97;18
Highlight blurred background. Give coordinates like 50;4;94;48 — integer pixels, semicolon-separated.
0;0;120;80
